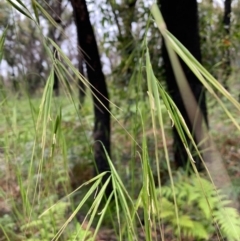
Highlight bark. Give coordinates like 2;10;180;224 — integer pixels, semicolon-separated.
49;0;63;96
223;0;232;89
53;68;59;96
160;0;208;169
70;0;112;196
223;0;231;37
78;52;86;104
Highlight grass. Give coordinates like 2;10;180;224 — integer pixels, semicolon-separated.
1;2;240;241
0;68;240;240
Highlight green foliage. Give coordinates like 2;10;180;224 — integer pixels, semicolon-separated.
199;2;225;75
0;214;18;240
1;1;240;241
0;27;7;63
20;199;93;241
153;175;240;240
67;223;94;241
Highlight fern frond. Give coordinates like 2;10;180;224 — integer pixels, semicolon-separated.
213;207;240;240
173;215;194;228
182;221;209;240
159;198;175;219
154;174;240;240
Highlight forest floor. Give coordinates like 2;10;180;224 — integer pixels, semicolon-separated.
80;111;240;241
0;87;240;240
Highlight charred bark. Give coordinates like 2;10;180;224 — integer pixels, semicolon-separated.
70;0;112;196
223;0;232;89
49;0;63;96
160;0;208;170
78;52;86;104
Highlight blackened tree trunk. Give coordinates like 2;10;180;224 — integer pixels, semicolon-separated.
70;0;112;196
223;0;232;89
48;0;63;96
160;0;208;169
223;0;231;43
78;52;86;104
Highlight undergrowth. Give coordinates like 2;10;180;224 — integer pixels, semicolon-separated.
153;174;240;240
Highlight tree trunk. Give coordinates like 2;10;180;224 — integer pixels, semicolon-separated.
223;0;232;89
160;0;208;169
78;52;86;104
223;0;231;41
49;0;63;96
70;0;112;196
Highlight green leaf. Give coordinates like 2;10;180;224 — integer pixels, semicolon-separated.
67;223;93;241
0;27;7;63
31;0;40;24
6;0;33;20
214;207;240;240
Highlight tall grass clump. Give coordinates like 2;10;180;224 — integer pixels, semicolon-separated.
0;1;240;241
